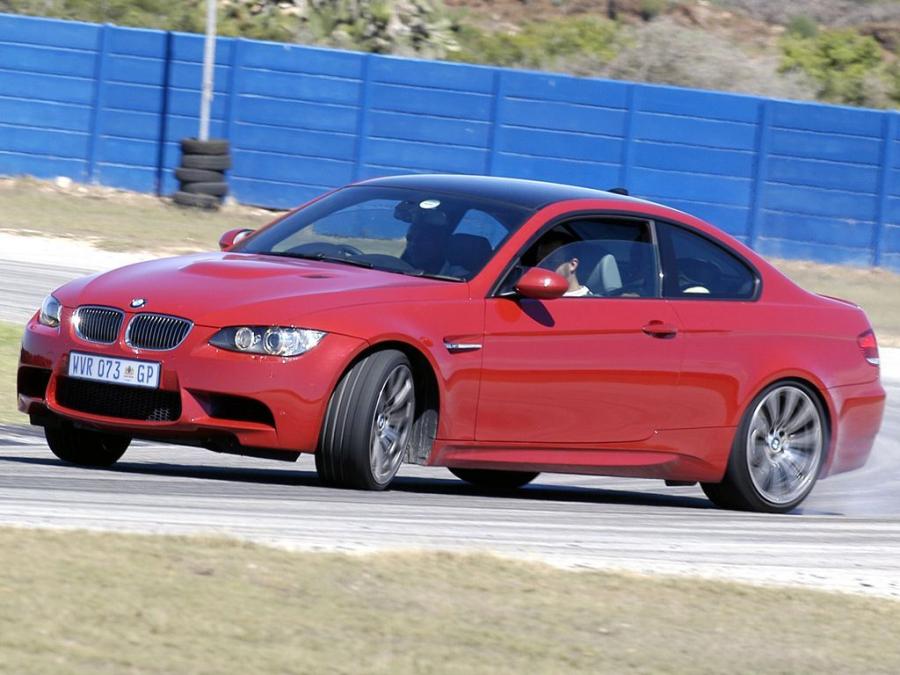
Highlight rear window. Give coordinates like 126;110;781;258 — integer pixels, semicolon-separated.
659;223;757;300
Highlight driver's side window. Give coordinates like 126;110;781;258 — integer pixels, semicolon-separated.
504;218;659;298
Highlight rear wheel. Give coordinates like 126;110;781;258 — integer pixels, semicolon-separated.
316;350;416;490
45;424;130;467
702;382;827;513
449;468;539;490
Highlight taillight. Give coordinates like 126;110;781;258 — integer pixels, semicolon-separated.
858;329;880;366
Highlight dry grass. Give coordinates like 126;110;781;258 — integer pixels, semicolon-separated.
0;177;276;254
1;527;899;674
0;322;23;424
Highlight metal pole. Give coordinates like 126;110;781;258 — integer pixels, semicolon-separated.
199;0;217;141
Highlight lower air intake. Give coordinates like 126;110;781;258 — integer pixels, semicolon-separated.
55;377;181;422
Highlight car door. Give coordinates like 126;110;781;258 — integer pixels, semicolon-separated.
475;216;684;445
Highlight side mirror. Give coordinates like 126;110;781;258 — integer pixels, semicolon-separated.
514;267;568;300
218;228;254;251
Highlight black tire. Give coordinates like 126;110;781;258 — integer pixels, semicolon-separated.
316;350;415;491
449;468;539;490
701;381;828;514
182;181;228;197
175;167;224;183
45;424;130;467
181;153;231;170
180;138;230;155
172;190;220;209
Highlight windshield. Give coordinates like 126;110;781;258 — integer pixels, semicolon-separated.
236;186;532;281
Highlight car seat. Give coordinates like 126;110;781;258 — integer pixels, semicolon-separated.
440;234;493;278
586;253;623;296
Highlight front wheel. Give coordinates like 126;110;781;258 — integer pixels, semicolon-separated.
702;382;827;513
45;424;130;467
449;468;539;490
316;350;416;490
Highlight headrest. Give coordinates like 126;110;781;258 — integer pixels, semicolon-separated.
586;253;623;295
445;233;493;271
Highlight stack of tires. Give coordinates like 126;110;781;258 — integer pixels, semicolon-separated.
173;138;231;209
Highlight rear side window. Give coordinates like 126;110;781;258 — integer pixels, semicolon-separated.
659;223;757;300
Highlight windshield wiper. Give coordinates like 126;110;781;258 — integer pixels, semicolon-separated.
399;270;465;282
260;251;374;269
260;251;461;280
315;254;374;269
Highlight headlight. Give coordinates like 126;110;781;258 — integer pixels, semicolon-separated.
38;294;62;328
209;326;326;357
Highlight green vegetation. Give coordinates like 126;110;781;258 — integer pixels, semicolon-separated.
0;322;22;424
0;0;459;57
2;0;208;33
2;527;900;673
451;17;624;72
780;28;895;107
6;0;900;107
786;14;818;40
639;0;671;21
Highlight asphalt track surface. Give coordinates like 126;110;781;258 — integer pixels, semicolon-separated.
2;256;899;598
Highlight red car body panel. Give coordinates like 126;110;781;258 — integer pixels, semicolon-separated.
476;297;683;444
18;177;886;485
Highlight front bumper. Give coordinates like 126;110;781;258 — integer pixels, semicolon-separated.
18;311;365;454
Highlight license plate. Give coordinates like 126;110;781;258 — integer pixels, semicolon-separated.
68;352;160;389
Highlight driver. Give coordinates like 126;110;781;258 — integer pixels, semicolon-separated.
535;232;592;297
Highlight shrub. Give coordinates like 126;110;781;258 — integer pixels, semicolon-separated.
0;0;459;56
786;15;818;39
451;16;624;74
780;28;890;106
639;0;669;21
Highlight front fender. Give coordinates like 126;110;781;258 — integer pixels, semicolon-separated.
307;296;485;441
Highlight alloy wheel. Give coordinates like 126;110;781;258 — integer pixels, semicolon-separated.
746;385;824;505
369;364;415;484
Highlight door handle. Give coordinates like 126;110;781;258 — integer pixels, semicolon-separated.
642;321;678;339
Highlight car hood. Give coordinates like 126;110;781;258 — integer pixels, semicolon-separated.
54;252;462;328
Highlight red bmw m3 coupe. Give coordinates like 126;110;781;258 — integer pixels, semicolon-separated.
17;175;886;512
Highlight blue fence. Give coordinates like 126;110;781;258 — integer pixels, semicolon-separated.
1;12;899;271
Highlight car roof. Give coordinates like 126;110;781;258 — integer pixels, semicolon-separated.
356;174;646;210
